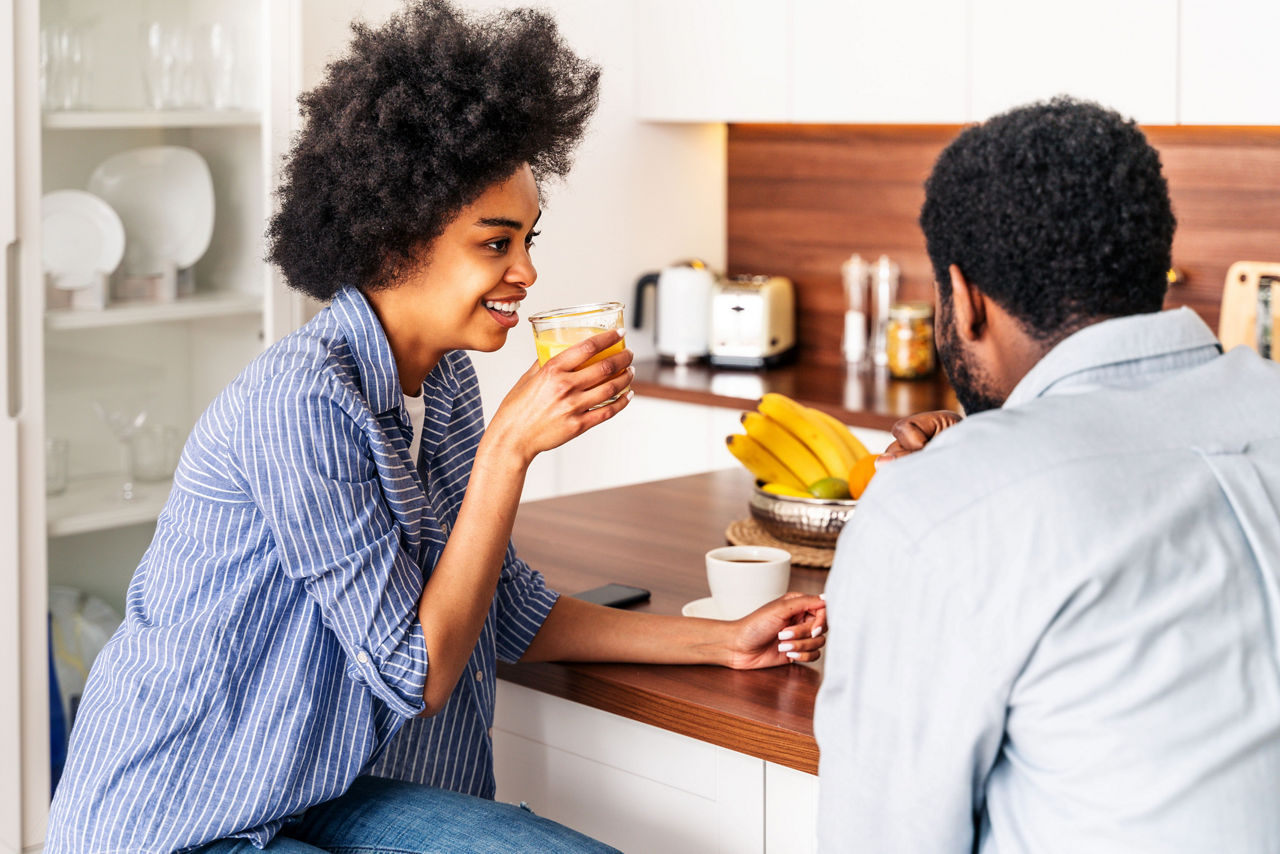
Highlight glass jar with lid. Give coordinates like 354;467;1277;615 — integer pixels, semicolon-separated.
886;301;936;380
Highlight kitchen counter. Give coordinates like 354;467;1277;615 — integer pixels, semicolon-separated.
631;358;958;431
498;468;827;775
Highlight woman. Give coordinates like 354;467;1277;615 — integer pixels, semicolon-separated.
47;3;825;851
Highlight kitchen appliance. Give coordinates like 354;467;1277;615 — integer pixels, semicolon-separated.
632;260;717;364
708;274;795;369
1220;260;1280;362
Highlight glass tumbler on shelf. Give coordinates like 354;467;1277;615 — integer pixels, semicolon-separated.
197;23;239;109
45;437;70;497
131;425;182;482
41;24;91;111
141;22;194;109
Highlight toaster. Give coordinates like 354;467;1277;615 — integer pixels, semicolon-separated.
1220;260;1280;361
709;275;796;369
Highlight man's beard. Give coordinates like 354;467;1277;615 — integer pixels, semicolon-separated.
936;297;1005;415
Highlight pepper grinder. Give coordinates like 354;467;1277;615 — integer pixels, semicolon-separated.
841;253;869;365
869;254;900;369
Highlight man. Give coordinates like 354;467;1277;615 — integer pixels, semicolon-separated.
815;97;1280;852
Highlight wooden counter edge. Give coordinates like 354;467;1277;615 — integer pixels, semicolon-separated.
497;660;820;776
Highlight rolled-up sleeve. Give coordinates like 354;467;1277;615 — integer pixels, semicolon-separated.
494;544;559;664
232;369;428;717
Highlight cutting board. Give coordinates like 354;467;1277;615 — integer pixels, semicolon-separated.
1219;260;1280;360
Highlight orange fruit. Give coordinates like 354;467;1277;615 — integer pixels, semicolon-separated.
847;454;879;499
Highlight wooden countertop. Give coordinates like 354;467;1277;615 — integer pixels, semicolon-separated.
498;468;827;775
631;358;959;431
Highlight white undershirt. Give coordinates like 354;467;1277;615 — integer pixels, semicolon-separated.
403;391;426;467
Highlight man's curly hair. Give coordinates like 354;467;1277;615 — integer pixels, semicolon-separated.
920;97;1175;342
267;0;600;300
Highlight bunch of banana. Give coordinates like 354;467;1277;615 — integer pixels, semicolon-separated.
725;393;873;500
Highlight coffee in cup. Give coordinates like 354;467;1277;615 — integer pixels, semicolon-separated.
704;545;791;620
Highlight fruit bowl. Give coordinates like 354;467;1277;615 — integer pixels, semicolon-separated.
748;484;856;549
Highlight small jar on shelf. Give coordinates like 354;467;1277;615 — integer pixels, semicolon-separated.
886;301;936;380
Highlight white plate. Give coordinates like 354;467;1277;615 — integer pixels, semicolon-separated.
87;146;214;277
681;597;725;619
41;190;125;288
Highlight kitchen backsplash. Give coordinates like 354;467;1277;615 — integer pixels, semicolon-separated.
727;124;1280;367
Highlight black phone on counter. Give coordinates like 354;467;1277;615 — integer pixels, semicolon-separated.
570;583;651;608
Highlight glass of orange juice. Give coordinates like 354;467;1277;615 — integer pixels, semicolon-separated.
529;301;627;405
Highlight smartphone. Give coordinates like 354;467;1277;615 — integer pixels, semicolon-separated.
570;583;651;608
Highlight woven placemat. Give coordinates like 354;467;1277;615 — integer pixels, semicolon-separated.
725;518;835;568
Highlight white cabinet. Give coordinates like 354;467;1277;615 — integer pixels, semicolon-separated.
1179;0;1280;125
639;0;1280;125
634;0;790;122
789;0;969;124
969;0;1178;124
4;0;302;846
495;682;823;853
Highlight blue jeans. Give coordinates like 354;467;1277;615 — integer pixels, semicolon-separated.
191;775;619;853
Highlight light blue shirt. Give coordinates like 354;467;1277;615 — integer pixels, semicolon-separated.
48;286;558;853
815;308;1280;853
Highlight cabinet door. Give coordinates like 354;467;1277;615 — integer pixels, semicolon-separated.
1180;0;1280;125
495;681;765;853
634;0;790;122
970;0;1177;124
790;0;969;123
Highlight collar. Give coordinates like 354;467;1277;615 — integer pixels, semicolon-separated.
329;286;404;416
1004;307;1222;408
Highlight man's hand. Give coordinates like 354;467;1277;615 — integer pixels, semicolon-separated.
879;410;963;462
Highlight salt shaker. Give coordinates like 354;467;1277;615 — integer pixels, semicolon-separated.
841;253;869;365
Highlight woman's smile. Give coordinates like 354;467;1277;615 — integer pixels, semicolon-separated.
484;297;523;328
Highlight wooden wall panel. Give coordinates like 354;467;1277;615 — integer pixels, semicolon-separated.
727;124;1280;367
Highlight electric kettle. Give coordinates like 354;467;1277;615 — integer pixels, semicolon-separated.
633;260;717;364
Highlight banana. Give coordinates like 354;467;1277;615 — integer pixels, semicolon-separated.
807;406;871;461
757;393;856;478
740;411;829;487
725;434;808;491
761;482;813;498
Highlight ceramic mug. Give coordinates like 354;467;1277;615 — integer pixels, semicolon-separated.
705;545;791;620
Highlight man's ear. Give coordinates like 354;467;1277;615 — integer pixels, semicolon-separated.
948;264;986;343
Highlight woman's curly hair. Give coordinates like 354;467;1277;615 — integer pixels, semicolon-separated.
268;0;600;300
920;96;1175;342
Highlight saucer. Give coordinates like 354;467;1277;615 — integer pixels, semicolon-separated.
681;597;724;619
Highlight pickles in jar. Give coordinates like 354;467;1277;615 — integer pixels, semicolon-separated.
886;301;936;379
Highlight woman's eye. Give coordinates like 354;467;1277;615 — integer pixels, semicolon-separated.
485;238;510;253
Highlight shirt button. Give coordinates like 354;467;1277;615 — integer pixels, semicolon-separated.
356;651;369;664
487;727;493;739
474;670;483;681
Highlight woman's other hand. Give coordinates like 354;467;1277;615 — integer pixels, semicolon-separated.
879;409;963;462
486;328;633;465
726;593;826;669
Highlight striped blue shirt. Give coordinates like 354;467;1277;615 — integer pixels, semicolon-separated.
47;286;559;853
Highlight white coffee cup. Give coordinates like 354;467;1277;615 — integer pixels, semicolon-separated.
705;545;791;620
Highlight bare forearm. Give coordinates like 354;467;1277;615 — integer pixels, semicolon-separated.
521;594;736;666
417;435;525;712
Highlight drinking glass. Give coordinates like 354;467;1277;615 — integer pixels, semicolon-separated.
141;22;193;109
198;23;238;109
45;437;70;497
41;24;90;110
93;401;148;501
528;301;627;406
130;424;181;482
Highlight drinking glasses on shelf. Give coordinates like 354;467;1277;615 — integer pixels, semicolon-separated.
141;22;194;110
130;424;181;482
198;23;239;109
93;401;148;501
40;24;91;111
45;437;70;497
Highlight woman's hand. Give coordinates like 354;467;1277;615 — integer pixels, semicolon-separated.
725;593;826;669
879;410;963;462
485;329;634;466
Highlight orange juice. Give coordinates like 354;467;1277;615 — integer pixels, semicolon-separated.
535;326;626;368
